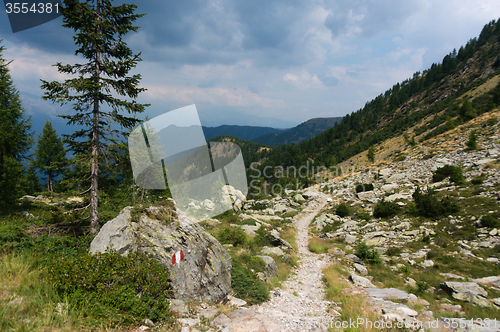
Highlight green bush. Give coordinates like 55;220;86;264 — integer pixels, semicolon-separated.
466;130;478;150
356;211;372;221
355;183;374;193
373;200;400;218
386;246;402;257
412;187;459;218
0;224;30;251
355;241;382;265
253;225;273;247
217;226;247;246
231;255;269;304
49;251;172;325
471;174;486;185
432;165;465;184
336;203;351;218
487;117;498;126
480;215;500;228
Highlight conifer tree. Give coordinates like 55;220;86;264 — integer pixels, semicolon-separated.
367;146;375;163
0;41;32;206
41;0;148;233
33;120;66;192
21;165;43;195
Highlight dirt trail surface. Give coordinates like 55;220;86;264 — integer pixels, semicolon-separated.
213;191;339;332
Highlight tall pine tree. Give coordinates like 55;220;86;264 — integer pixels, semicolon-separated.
33;120;66;192
0;41;32;207
41;0;148;233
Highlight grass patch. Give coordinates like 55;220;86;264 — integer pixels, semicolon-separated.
322;263;396;332
308;237;333;254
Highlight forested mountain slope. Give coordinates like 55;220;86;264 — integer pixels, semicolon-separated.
252;117;342;146
253;19;500;187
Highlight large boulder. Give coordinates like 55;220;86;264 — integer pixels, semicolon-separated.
89;206;232;303
440;282;490;307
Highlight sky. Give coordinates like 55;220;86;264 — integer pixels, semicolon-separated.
2;0;500;130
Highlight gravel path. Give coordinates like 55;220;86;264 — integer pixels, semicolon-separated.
250;192;339;331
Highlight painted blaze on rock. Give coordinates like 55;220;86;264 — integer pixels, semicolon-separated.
89;206;232;303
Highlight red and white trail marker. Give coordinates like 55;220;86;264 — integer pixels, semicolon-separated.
172;250;185;265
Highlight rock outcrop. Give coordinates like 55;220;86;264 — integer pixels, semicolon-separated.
89;206;232;303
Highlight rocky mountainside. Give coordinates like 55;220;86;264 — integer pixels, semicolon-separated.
169;109;500;331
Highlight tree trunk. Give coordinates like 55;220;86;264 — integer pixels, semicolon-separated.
90;0;101;234
47;172;53;192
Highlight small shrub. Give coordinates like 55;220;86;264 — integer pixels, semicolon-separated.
471;174;486;185
231;255;269;304
422;235;431;244
239;254;266;273
373;200;400;218
355;183;374;193
253;226;273;247
412;187;459;218
466;130;478;150
356;211;372;221
49;251;172;325
217;226;247;246
336;204;350;218
416;280;429;294
386;246;402;257
487;117;498;126
432;165;465;185
355;241;381;265
480;215;500;228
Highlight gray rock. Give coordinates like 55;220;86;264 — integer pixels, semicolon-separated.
345;254;363;264
228;295;247;307
294;194;305;202
365;288;409;301
202;199;215;210
440;282;490;307
381;183;399;192
302;191;319;199
256;255;279;282
357;191;376;201
472;276;500;288
421;260;434;268
406;278;417;289
89;207;232;303
169;299;189;315
364;231;388;246
261;246;284;257
273;203;287;214
354;263;368;276
268;229;293;250
349;273;376;288
240;224;259;237
344;234;357;244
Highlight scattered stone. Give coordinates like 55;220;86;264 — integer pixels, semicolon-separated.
353;263;368;276
170;299;189;315
440;282;490;307
228;295;247;307
349;273;376;288
421;260;434;268
365;288;409;301
261;246;284;257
